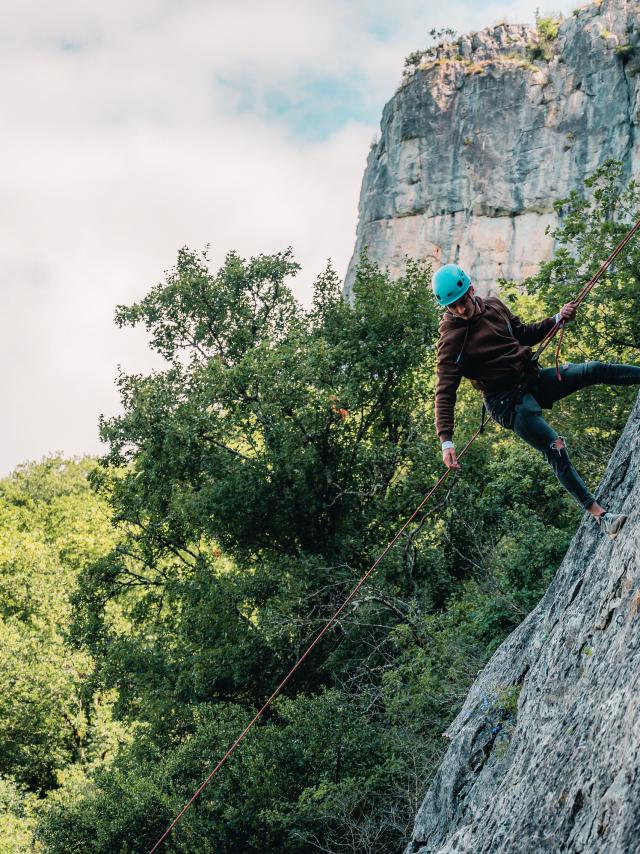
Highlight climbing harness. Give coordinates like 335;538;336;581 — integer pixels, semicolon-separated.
148;214;640;852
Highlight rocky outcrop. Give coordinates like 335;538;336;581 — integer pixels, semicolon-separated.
405;392;640;853
345;0;640;298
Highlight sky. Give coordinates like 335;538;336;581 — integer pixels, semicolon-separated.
0;0;580;475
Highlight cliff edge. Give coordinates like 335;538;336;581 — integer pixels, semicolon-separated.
346;0;640;297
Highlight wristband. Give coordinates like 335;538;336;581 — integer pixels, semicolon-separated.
441;440;455;451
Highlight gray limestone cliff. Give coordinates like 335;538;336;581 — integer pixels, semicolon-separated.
405;391;640;853
345;0;640;298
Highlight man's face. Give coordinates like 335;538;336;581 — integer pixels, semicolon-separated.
447;285;476;320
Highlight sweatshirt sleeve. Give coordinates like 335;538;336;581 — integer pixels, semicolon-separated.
434;333;463;443
504;304;557;346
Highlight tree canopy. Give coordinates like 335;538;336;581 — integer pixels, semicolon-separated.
3;160;639;853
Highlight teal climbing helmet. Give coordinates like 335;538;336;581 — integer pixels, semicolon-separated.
432;264;471;307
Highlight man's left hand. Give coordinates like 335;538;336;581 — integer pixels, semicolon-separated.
559;301;578;323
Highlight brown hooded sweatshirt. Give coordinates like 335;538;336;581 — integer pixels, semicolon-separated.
435;296;556;443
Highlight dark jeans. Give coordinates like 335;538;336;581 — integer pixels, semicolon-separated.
486;361;640;509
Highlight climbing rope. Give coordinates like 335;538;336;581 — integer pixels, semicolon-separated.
147;426;483;852
149;213;640;852
534;214;640;375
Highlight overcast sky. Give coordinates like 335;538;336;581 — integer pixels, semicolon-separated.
0;0;579;475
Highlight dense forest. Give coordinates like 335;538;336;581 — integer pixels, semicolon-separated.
2;161;640;853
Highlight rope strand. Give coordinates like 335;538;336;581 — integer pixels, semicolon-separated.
535;215;640;363
148;428;483;852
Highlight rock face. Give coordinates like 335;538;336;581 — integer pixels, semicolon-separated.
345;0;640;298
405;392;640;853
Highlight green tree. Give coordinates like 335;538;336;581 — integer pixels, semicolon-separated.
0;776;37;853
0;457;131;854
73;249;446;724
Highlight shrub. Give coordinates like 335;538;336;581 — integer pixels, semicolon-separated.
527;14;561;62
615;43;634;59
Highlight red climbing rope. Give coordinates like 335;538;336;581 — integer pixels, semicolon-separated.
148;426;484;852
149;213;640;852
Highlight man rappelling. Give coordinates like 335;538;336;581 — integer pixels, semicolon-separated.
432;263;640;539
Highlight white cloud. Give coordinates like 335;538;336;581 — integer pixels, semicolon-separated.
0;0;579;475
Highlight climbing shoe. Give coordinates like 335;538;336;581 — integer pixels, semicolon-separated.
596;512;627;540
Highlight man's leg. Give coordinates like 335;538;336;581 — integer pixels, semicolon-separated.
512;393;599;512
535;361;640;408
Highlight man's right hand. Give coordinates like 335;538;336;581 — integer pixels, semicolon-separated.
442;447;460;470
